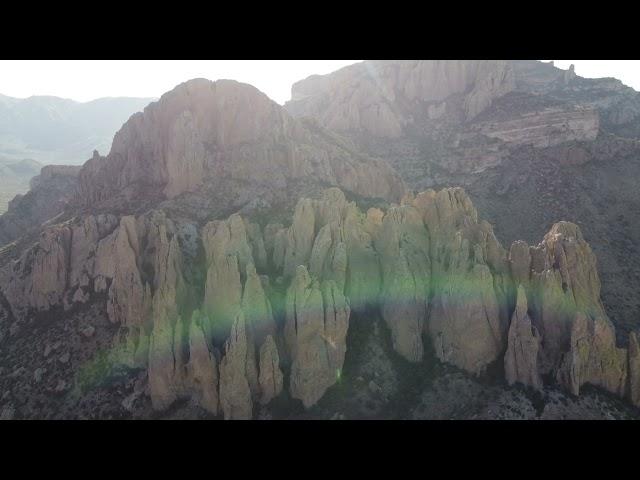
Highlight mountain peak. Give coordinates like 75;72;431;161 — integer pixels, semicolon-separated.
75;76;404;216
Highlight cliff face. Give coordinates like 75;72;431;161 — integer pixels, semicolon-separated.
286;60;640;345
3;186;638;418
286;60;516;137
0;94;153;165
0;78;405;252
75;79;405;217
0;164;81;246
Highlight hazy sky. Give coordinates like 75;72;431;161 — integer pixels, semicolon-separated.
0;61;360;105
1;60;639;105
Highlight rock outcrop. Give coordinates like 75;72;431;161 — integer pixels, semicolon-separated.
286;60;516;137
0;164;81;246
556;312;627;397
258;335;283;405
285;60;640;370
375;204;430;362
285;266;350;408
75;79;404;216
185;311;219;414
3;180;640;416
218;313;253;420
7;64;640;420
504;221;640;405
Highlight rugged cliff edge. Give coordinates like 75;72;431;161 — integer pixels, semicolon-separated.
285;60;640;344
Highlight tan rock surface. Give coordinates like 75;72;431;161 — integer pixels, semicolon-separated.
218;312;253;420
258;335;283;405
285;266;349;408
504;286;542;390
76;79;405;213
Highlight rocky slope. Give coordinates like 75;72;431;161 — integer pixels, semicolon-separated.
285;60;640;342
0;158;41;214
0;164;81;247
0;78;404;248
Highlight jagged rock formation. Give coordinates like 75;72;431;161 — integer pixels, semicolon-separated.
505;222;640;406
218;313;253;420
286;60;640;353
5;181;638;418
285;266;349;407
185;311;219;414
504;286;542;390
0;78;404;256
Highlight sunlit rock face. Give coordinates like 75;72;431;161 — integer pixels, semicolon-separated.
286;60;516;137
286;61;640;375
218;312;253;420
505;286;543;390
75;78;405;216
2;184;639;417
504;221;640;405
420;189;511;374
375;204;430;362
285;265;349;408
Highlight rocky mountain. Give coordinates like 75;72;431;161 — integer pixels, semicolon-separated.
74;79;404;217
1;65;640;420
0;79;404;249
286;60;640;341
0;158;41;214
0;164;82;246
0;93;153;165
2;183;638;419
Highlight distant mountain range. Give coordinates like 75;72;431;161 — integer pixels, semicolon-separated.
0;94;154;166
